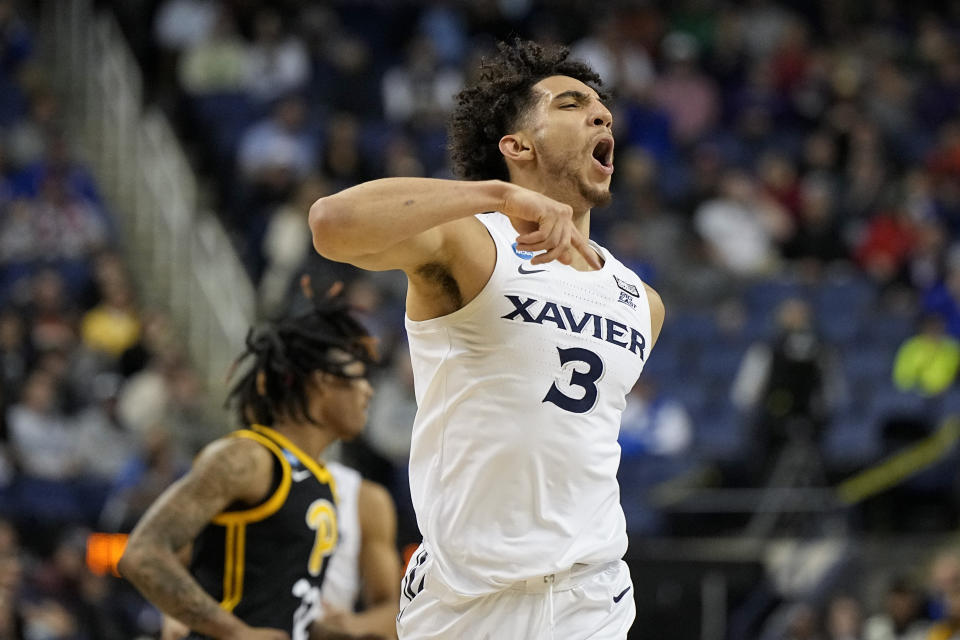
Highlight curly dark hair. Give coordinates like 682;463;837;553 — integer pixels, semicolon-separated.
225;289;376;429
448;38;605;182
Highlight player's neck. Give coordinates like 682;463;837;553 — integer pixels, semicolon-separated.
508;174;592;230
269;419;336;461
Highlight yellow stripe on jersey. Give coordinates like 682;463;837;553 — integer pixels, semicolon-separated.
224;524;246;611
251;425;339;502
213;431;292;525
221;524;236;610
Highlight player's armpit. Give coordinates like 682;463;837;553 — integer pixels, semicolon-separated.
118;437;276;638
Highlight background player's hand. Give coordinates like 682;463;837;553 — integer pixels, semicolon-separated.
160;614;190;640
500;183;601;269
235;627;290;640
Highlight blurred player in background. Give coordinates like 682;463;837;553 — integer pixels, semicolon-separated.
119;282;389;640
310;39;664;639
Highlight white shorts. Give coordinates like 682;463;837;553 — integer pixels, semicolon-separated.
397;545;636;640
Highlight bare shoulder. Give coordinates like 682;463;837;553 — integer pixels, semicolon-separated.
644;283;665;348
184;435;276;506
123;434;276;554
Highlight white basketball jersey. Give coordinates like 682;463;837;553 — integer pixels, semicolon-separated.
404;211;652;600
320;461;361;611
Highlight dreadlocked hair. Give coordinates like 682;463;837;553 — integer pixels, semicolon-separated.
225;294;376;429
448;38;605;182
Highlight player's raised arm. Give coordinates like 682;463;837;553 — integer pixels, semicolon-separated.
118;438;288;640
308;177;598;274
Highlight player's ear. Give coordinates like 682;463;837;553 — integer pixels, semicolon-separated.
499;133;534;163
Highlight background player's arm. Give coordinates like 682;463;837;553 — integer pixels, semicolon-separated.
313;481;401;640
645;284;665;348
118;438;286;640
308;177;598;274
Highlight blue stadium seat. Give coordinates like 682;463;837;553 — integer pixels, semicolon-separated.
693;403;746;461
698;344;746;380
813;276;876;317
868;384;933;422
860;311;915;347
743;279;807;316
667;311;718;345
822;414;883;468
842;346;895;382
817;306;862;344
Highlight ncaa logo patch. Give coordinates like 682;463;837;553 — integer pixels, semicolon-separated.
511;242;535;261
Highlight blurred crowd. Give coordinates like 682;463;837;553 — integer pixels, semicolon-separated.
0;0;958;637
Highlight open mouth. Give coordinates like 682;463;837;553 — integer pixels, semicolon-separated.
591;138;614;172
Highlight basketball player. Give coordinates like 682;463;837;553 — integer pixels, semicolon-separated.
308;40;664;639
314;459;402;639
119;291;381;640
156;458;403;640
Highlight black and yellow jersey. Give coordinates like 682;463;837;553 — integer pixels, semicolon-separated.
187;424;338;640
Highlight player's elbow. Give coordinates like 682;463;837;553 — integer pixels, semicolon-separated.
309;196;355;263
117;544;141;580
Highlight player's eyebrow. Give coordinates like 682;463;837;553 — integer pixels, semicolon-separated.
552;90;594;104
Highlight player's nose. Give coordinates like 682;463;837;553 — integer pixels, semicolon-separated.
591;101;613;129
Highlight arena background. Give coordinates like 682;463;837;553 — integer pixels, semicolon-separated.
1;0;959;637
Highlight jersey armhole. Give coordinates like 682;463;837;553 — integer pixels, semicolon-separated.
213;431;292;525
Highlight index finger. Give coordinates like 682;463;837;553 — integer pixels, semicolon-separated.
571;231;602;270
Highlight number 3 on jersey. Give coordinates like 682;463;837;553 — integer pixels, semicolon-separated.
543;347;604;413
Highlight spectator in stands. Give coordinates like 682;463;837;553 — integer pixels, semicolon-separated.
5;88;60;170
570;13;654;100
783;175;848;272
926;550;960;622
7;368;80;481
152;0;217;57
925;575;960;640
825;594;863;640
320;112;373;190
694;168;790;277
652;31;719;146
245;8;310;105
80;271;141;360
770;601;824;640
177;5;249;96
381;35;463;130
863;576;930;640
21;269;76;354
259;175;327;315
99;425;187;533
855;206;919;289
731;297;843;482
921;263;960;340
236;93;316;200
619;378;693;458
32;172;108;262
892;314;960;397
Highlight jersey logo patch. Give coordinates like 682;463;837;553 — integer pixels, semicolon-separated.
618;291;636;309
511;242;535;260
613;275;639;297
292;468;313;482
518;263;547;275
